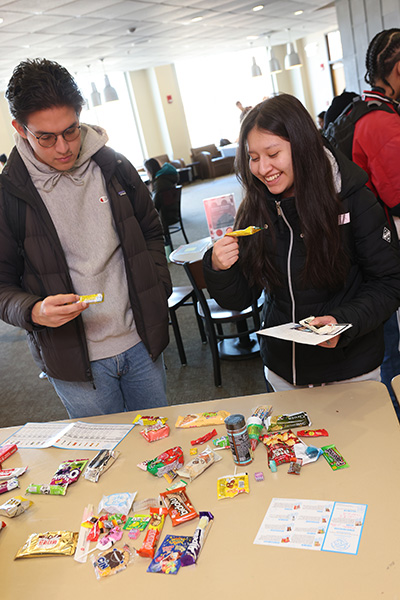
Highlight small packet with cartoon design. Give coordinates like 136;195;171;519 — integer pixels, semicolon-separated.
92;544;134;579
177;445;222;481
217;473;250;500
160;487;198;527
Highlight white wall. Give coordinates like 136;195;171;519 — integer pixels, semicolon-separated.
0;93;16;157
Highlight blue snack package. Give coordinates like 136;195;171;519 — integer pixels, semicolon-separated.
147;534;192;574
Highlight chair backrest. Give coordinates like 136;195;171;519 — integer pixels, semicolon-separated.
158;185;182;226
183;260;207;291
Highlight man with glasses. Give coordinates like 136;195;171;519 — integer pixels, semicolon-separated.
0;58;172;418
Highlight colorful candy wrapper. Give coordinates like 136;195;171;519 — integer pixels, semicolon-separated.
137;507;168;558
297;429;329;437
247;405;272;451
98;492;137;515
92;544;133;579
175;410;230;428
131;497;161;513
50;458;88;487
190;429;217;446
180;512;214;567
14;531;78;558
140;422;170;443
160;487;198;527
0;477;19;495
213;435;230;450
123;514;151;532
225;226;264;237
146;446;184;477
84;449;120;483
26;483;67;495
0;444;18;466
0;495;32;518
78;293;104;304
177;445;222;482
321;444;349;470
217;473;250;500
266;411;311;432
132;414;168;427
0;467;28;481
147;535;192;574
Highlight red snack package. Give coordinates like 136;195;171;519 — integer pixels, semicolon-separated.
190;429;218;446
137;507;168;558
260;430;299;466
297;429;329;438
0;444;18;467
160;487;198;527
140;422;170;443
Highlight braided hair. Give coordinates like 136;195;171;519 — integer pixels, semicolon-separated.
365;29;400;94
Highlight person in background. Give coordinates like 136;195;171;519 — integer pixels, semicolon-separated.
144;157;179;253
203;94;400;392
0;59;172;418
324;90;359;128
317;111;326;131
351;28;400;411
0;154;7;171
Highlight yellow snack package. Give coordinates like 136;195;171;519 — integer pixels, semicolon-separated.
217;473;250;499
78;293;104;304
15;531;78;558
225;226;264;237
175;410;230;428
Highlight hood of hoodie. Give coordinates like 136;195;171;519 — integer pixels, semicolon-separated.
13;124;109;193
155;161;178;183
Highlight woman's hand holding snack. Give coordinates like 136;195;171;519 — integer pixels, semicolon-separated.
211;237;239;271
311;315;340;348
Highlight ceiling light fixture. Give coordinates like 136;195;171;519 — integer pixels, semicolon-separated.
284;30;302;70
90;82;102;107
294;10;303;15
191;16;203;22
100;58;119;102
252;5;264;11
251;56;262;77
269;47;282;74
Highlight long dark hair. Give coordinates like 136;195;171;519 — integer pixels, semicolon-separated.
365;29;400;94
235;93;348;291
144;158;161;180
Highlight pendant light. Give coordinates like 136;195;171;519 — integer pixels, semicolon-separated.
101;58;119;102
284;31;302;70
268;46;282;74
90;82;102;107
251;56;262;77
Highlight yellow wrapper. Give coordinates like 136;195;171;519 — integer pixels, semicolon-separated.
15;531;78;558
225;226;262;237
78;293;104;303
175;410;230;428
217;474;250;499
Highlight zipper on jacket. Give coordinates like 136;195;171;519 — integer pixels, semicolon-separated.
275;200;297;385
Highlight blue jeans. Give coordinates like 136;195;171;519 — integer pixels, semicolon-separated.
380;312;400;413
48;342;167;418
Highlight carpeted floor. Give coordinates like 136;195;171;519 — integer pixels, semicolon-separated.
0;173;268;428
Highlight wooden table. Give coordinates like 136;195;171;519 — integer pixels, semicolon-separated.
1;381;399;599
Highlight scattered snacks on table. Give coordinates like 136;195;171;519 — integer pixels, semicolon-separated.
132;415;168;427
247;405;272;451
254;471;264;482
0;444;18;466
0;477;19;495
288;459;303;475
269;460;277;472
140;421;170;443
190;448;198;455
160;487;198;527
26;484;66;496
14;531;78;558
51;458;88;487
78;293;104;304
146;446;184;477
0;467;28;481
123;514;151;533
92;544;133;579
175;410;230;428
225;414;253;466
190;428;217;446
147;534;192;574
137;507;168;558
213;435;230;450
165;479;188;491
84;449;120;483
177;445;222;481
297;429;329;438
98;492;137;515
0;495;32;518
266;411;311;432
217;473;250;500
131;497;161;513
321;444;349;470
162;470;178;485
181;511;214;567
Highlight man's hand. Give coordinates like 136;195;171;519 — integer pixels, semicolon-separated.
308;315;340;348
31;294;88;328
211;237;239;271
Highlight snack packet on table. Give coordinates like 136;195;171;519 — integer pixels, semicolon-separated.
0;467;28;481
181;511;214;567
0;477;19;495
137;507;168;558
98;492;137;515
266;411;311;432
140;421;170;443
92;544;134;579
132;414;168;427
15;531;78;558
84;449;120;483
146;446;184;477
175;410;230;428
50;458;88;487
247;405;272;451
160;487;198;527
147;535;192;574
0;495;33;518
217;473;250;500
213;435;230;450
261;430;319;467
177;445;222;481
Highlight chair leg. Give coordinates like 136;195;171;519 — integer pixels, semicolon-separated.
203;320;222;387
191;293;207;344
180;219;189;244
169;309;187;366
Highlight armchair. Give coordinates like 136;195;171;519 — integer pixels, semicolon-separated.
190;144;235;179
154;153;186;170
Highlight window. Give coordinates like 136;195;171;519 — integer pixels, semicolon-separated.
326;30;346;96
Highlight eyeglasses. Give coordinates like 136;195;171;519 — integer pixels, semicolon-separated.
24;123;81;148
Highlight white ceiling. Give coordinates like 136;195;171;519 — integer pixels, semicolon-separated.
0;0;338;88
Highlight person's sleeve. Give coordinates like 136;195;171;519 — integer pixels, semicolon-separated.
121;160;172;299
0;196;43;331
203;248;261;310
329;188;400;345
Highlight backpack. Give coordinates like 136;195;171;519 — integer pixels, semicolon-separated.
324;96;394;160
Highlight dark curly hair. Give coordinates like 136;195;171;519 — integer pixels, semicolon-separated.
365;29;400;94
5;58;84;125
235;94;348;292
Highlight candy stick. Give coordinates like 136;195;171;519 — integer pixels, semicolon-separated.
74;503;94;563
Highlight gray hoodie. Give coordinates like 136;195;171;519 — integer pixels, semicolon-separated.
16;124;140;361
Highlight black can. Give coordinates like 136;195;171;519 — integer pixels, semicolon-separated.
224;414;253;465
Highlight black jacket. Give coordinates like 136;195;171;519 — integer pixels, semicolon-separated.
0;145;172;382
203;151;400;385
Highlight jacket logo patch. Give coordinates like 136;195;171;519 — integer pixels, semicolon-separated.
99;196;109;203
382;227;391;243
338;212;350;225
118;190;127;196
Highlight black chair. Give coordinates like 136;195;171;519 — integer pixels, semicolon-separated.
183;260;263;387
168;285;207;365
158;185;189;250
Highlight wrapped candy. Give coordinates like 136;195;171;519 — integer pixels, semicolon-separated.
180;512;214;566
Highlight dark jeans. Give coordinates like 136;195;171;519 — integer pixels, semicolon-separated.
380;312;400;421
